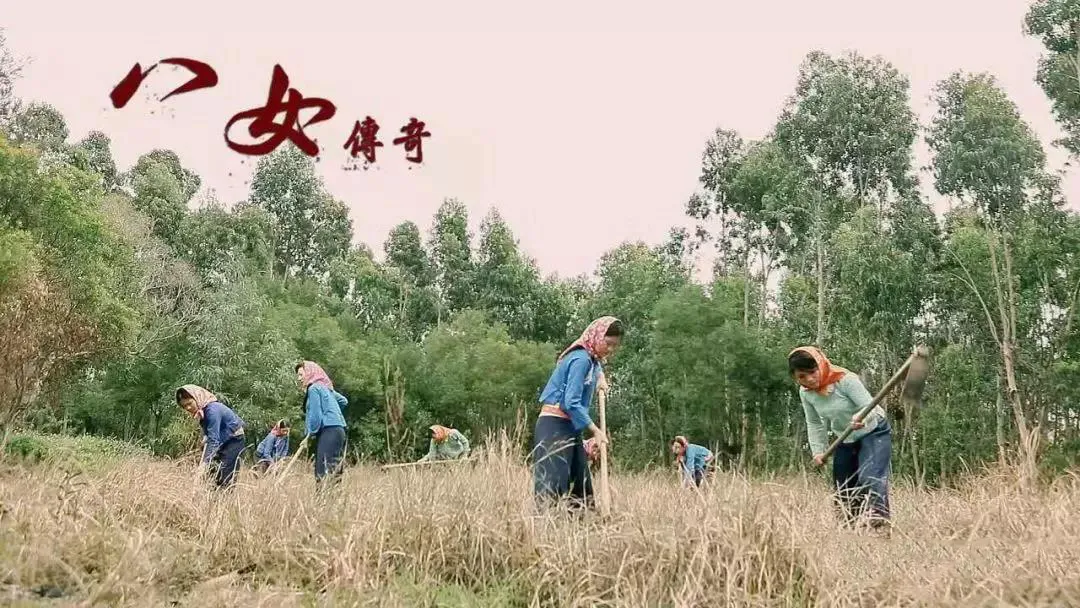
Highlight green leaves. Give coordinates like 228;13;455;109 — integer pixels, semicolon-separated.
248;144;354;279
927;72;1047;220
1025;0;1080;156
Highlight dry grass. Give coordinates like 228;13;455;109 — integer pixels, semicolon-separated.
1;443;1079;607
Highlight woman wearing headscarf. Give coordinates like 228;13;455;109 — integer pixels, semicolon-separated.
296;361;349;486
255;418;290;475
176;384;246;489
418;425;470;462
671;435;713;488
532;316;623;511
789;345;892;531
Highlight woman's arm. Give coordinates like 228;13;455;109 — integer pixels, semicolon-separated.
304;389;322;436
802;393;828;456
561;358;594;433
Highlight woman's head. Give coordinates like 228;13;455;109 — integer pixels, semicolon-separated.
596;319;623;359
177;391;198;416
274;419;290;436
176;385;217;418
296;361;334;390
671;435;688;456
788;349;821;390
787;346;848;394
430;425;450;442
559;316;624;362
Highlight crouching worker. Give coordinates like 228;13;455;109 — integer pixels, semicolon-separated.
297;361;349;488
671;436;712;488
789;346;892;532
255;419;290;475
584;438;599;468
532;316;622;512
177;384;246;489
418;425;470;462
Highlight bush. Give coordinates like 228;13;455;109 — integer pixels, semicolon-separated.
2;432;150;471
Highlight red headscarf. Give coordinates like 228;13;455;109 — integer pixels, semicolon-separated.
299;361;334;390
558;316;620;363
788;346;848;395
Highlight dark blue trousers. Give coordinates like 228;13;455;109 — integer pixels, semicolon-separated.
532;415;593;511
315;425;346;486
211;435;245;489
832;419;892;525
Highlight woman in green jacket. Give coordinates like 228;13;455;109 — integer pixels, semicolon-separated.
789;345;892;531
418;425;470;462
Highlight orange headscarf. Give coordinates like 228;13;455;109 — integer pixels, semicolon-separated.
430;425;451;442
299;361;334;390
558;316;620;363
788;346;849;395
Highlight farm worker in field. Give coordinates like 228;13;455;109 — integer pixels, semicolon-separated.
532;316;622;511
671;436;713;488
418;425;470;462
176;384;246;489
296;361;349;487
254;419;290;475
789;346;892;530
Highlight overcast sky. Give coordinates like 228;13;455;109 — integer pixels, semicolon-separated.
4;0;1074;279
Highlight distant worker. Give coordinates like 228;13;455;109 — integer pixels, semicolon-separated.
671;435;713;488
418;425;471;462
255;419;290;475
584;437;600;468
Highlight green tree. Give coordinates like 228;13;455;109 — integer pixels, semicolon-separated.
7;102;68;154
927;71;1053;472
473;208;545;339
71;131;119;191
0;137;141;428
124;149;201;248
248;145;353;279
774;50;919;345
429;198;475;317
1025;0;1080;156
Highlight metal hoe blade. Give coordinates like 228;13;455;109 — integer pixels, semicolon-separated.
899;345;931;410
818;345;932;464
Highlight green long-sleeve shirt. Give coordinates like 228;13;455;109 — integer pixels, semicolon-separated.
800;372;884;455
418;429;470;462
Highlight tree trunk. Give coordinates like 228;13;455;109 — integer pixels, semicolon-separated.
816;237;826;346
996;376;1007;463
743;262;751;329
988;229;1033;475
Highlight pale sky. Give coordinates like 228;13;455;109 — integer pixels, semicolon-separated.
4;0;1075;279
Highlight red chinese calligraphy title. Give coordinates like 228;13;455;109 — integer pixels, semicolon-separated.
110;58;431;165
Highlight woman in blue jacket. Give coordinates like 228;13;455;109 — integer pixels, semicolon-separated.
296;361;349;487
254;418;290;475
672;435;713;488
176;384;246;489
532;316;622;511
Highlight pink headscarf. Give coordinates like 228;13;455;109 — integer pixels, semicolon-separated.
299;361;334;390
558;316;620;363
177;384;218;420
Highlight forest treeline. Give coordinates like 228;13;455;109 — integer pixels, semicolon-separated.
3;3;1080;485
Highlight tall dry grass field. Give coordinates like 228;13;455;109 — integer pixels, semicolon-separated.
1;441;1080;607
